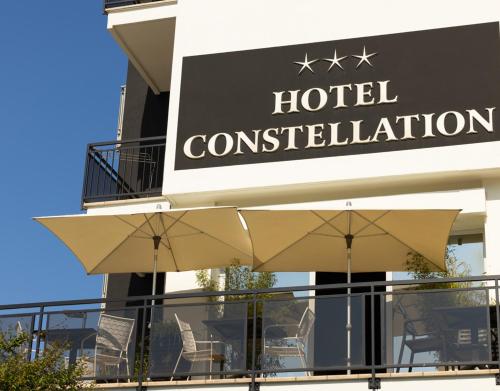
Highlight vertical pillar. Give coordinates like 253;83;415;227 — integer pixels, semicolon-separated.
483;179;500;276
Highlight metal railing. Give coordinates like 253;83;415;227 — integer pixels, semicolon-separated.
103;0;166;12
81;136;165;206
1;275;499;390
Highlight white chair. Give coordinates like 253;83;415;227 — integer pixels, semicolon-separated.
262;307;315;374
14;320;35;360
81;313;135;380
171;313;225;380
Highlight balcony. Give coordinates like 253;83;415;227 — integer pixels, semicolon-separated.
105;0;176;94
1;276;499;390
81;136;165;206
104;0;167;11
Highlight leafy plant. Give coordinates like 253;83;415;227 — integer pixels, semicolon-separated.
405;247;471;286
405;248;483;305
0;332;92;390
196;264;277;302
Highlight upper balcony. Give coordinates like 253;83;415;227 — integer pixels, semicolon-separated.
1;276;499;390
104;0;176;95
81;136;165;206
104;0;166;10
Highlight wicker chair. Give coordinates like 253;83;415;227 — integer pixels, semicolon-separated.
81;314;135;380
171;313;225;380
262;307;315;374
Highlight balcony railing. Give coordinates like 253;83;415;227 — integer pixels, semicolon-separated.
1;276;499;390
81;136;165;205
103;0;166;11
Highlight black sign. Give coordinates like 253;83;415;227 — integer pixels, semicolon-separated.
175;23;500;170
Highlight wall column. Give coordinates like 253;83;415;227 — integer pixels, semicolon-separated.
483;179;500;276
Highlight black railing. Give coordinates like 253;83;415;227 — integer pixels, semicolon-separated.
103;0;166;12
81;136;165;206
1;276;499;390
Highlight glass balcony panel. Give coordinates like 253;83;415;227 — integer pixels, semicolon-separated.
0;314;35;359
149;300;248;379
387;288;491;371
260;294;364;375
45;308;138;380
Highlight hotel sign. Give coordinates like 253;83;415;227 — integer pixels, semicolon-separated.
175;23;500;170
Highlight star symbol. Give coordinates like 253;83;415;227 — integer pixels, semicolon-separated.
293;53;318;74
323;50;347;71
352;46;377;68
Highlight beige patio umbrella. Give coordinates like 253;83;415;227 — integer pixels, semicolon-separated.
239;208;460;371
35;207;253;301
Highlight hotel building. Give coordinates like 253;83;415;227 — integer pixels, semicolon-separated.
2;1;500;390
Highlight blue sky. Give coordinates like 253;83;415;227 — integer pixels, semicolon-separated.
0;2;483;305
0;2;125;304
0;1;308;305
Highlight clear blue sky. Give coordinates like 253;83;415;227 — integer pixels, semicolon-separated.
0;1;126;304
0;1;308;305
0;2;481;305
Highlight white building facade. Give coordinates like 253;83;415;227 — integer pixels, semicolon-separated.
23;1;500;389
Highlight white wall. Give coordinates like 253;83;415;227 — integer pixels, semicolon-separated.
103;374;498;391
484;179;500;275
161;0;500;206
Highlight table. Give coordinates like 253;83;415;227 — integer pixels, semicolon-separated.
202;318;248;371
41;328;97;365
434;306;491;363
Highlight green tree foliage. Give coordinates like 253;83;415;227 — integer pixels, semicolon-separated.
405;247;472;287
403;247;485;347
0;332;92;391
196;264;277;301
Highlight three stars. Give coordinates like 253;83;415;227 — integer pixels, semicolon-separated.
293;46;377;74
352;46;377;68
293;53;318;75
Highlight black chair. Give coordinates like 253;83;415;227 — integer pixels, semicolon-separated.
395;298;446;372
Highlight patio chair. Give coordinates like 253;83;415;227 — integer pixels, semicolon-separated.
171;313;226;381
15;320;34;360
80;314;135;380
262;307;315;375
395;300;446;372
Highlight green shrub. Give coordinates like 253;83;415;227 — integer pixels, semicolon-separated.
0;332;92;391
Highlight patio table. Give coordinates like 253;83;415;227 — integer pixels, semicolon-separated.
40;328;97;365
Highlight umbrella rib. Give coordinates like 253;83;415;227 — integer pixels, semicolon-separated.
87;215;151;274
115;215;154;238
164;232;204;240
309;232;345;238
145;214;160;236
169;216;252;258
355;233;389;238
351;210;391;236
130;235;153;240
158;213;189;272
159;238;180;272
253;212;346;271
159;211;189;237
360;216;444;271
311;211;348;237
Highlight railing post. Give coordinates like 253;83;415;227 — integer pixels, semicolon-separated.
368;285;380;390
250;292;258;391
80;144;92;209
494;279;500;386
34;306;44;359
138;299;148;390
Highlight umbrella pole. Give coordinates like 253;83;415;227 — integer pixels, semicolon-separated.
151;236;162;307
345;234;353;375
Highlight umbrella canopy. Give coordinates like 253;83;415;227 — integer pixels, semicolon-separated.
240;208;459;371
240;209;460;272
35;206;253;275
